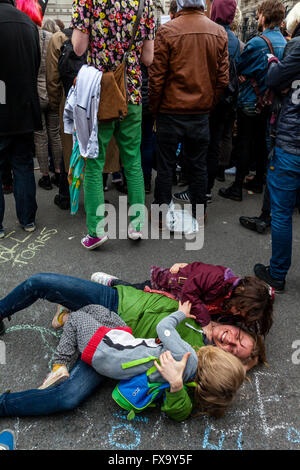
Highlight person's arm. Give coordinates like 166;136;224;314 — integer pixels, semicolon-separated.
46;33;66;112
148;27;170;117
214;35;229;105
155;304;197;360
141;39;154;67
154;350;194;422
72;28;89;57
266;41;300;91
70;0;92;56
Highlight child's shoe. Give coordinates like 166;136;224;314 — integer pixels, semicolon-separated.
81;234;108;250
0;429;16;450
91;272;118;286
52;305;70;329
39;365;69;389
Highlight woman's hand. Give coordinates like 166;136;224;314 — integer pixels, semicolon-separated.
179;300;196;319
169;263;188;273
154;350;191;393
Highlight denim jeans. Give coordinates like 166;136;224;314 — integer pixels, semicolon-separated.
0;133;37;229
0;273;119;319
0;273;119;416
0;358;103;416
268;147;300;280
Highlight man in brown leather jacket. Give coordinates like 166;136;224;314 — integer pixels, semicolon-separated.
149;0;229;224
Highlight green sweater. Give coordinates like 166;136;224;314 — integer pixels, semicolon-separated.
115;285;205;422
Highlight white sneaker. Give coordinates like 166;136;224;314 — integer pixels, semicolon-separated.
225;166;236;175
91;272;118;286
39;365;69;389
128;223;143;240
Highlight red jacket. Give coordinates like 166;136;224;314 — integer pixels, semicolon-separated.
150;262;241;326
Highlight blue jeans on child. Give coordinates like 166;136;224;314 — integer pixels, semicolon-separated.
268;146;300;280
0;273;119;416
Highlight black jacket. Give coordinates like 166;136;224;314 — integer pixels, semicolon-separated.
266;34;300;156
0;0;42;135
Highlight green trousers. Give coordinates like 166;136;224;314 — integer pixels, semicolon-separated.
84;104;145;237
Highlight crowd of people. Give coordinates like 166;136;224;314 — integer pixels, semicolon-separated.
0;0;300;437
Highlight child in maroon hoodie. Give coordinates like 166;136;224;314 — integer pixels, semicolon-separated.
91;261;274;339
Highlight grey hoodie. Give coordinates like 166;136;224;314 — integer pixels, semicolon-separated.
86;310;198;384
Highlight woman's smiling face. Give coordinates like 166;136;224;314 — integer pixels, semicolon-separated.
211;324;255;361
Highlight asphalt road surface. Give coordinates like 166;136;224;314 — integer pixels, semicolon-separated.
0;171;299;451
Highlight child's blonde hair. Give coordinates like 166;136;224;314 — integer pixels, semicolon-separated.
194;346;245;418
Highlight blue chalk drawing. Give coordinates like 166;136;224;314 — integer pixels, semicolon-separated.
236;431;243;450
203;426;225;450
112;411;149;423
108;423;141;450
286;427;300;443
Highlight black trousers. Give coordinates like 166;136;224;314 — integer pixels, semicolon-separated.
206;102;236;193
234;108;268;188
154;113;209;213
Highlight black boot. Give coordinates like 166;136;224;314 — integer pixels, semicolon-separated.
50;172;60;188
54;194;70;210
239;214;271;234
254;264;285;293
38;175;52;190
219;183;242;201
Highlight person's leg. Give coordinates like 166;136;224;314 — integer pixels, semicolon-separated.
0;273;119;320
115;104;145;229
84;122;114;238
0;138;11;231
11;133;37;227
206;107;225;194
47;109;62;174
141;113;155;189
184;114;209;213
0;358;104;417
268;150;300;280
219;109;255;200
154;114;182;206
54;156;70;210
34;104;50;179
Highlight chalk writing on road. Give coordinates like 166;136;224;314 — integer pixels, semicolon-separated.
0;227;57;267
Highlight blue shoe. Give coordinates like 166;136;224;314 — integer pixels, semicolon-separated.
0;228;4;239
0;429;16;450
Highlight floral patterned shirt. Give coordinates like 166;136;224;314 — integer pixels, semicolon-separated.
71;0;155;105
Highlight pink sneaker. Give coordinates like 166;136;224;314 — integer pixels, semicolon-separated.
81;234;108;250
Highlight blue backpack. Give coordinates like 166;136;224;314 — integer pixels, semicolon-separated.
112;357;196;420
